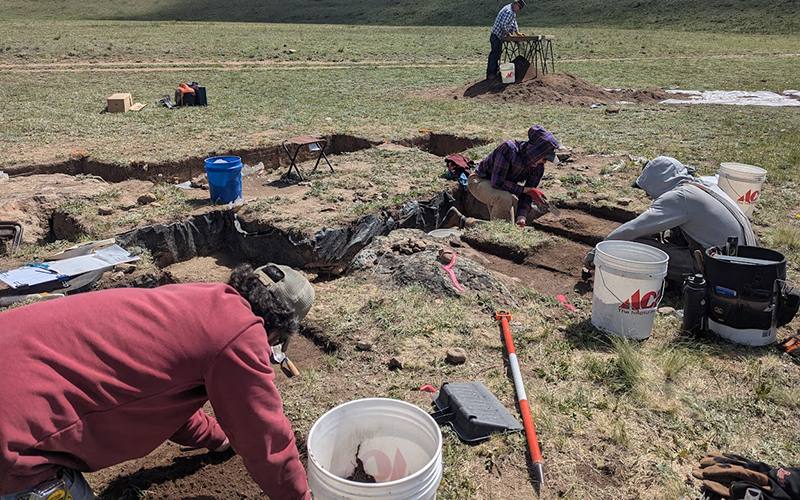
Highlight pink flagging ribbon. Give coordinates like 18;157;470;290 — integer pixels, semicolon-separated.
557;294;576;311
441;250;465;292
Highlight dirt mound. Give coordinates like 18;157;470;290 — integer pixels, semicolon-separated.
437;72;671;107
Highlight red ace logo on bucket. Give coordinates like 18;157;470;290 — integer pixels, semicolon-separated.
738;190;759;204
619;289;661;314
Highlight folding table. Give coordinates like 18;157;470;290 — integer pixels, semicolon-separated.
501;35;556;78
281;135;334;181
0;221;23;254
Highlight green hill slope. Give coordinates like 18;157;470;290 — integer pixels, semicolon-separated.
0;0;797;34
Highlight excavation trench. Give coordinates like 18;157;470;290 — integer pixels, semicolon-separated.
2;137;636;353
114;191;627;297
2;132;488;183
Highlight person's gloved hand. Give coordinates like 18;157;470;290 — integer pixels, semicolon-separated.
583;250;595;269
699;453;772;473
693;452;800;500
693;462;771;497
516;216;526;228
523;187;547;205
740;467;800;500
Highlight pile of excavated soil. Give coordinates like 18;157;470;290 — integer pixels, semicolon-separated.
433;72;672;107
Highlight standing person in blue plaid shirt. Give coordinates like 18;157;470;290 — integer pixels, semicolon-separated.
487;1;525;79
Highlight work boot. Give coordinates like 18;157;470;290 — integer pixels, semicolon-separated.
440;207;467;229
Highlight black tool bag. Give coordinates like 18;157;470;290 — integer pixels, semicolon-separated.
189;82;207;106
777;284;800;327
704;245;797;330
174;83;196;107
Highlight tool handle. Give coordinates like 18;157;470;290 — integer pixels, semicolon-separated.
496;312;545;485
285;358;300;377
519;399;544;465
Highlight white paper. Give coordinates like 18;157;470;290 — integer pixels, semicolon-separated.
0;267;65;288
0;245;139;289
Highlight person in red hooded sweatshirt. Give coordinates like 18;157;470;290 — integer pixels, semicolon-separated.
0;263;313;500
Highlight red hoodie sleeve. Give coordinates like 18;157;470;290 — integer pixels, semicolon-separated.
204;324;309;500
169;409;228;450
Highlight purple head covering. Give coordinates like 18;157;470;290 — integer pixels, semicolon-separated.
527;125;560;163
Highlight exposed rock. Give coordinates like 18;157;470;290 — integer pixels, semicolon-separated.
446;347;467;365
120;201;138;211
617;198;633;206
138;193;157;205
356;340;374;352
658;306;675;315
438;250;455;265
349;229;516;301
98;206;114;216
605;106;620;114
394;237;427;255
115;263;137;274
191;174;209;190
388;357;404;370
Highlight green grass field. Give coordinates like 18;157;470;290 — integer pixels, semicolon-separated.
1;22;798;173
1;0;798;33
1;2;799;499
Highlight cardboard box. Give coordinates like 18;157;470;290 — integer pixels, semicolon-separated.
107;93;133;113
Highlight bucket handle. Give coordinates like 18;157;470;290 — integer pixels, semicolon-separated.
718;176;760;202
597;267;666;312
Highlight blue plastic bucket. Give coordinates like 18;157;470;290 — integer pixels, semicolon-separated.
204;156;243;204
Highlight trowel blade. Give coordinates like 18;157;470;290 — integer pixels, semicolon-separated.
271;344;286;363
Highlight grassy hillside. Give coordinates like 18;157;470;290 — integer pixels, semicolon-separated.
0;0;798;34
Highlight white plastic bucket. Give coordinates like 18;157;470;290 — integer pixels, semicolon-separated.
591;241;669;339
500;62;515;84
717;162;767;217
307;398;443;500
708;319;776;347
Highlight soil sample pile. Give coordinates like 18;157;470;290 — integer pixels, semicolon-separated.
346;446;376;483
435;72;671;107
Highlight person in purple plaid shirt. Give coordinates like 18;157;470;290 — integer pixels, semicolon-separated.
464;126;559;228
487;1;525;79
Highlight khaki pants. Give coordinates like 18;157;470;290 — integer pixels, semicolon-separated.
467;174;517;221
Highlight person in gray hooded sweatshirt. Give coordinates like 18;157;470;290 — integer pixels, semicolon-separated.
584;156;758;282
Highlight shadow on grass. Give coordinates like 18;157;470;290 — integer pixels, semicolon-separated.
185;198;215;209
564;318;617;352
565;314;786;362
97;449;235;500
462;77;508;98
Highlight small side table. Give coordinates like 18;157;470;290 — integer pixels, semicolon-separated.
281;135;334;181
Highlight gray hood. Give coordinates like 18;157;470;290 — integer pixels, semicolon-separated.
634;156;693;199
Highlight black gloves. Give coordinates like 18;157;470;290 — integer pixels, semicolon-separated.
693;452;800;500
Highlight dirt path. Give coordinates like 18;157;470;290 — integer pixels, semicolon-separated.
1;52;797;73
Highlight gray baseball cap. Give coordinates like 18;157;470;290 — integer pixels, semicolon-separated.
254;264;315;320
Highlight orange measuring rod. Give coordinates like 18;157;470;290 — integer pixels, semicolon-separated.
494;310;544;486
